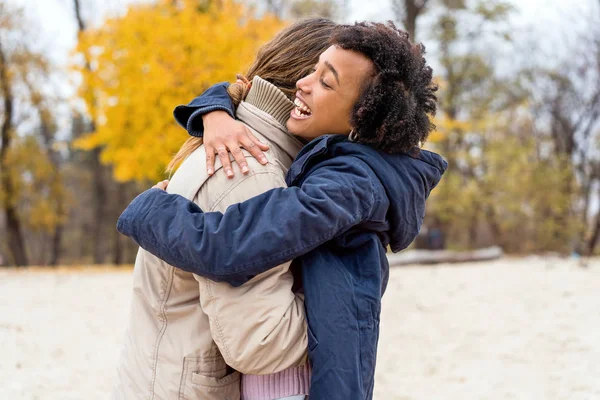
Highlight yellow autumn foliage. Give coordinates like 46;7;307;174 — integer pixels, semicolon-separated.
73;0;285;182
6;136;69;232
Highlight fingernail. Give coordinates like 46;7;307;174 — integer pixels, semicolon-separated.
207;168;213;175
241;165;249;173
260;157;267;164
226;169;233;178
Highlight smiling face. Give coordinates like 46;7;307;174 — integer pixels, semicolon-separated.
286;45;375;140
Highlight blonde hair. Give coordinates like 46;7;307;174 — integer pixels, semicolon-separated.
167;18;336;174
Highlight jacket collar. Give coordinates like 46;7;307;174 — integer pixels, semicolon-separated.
236;76;304;159
286;135;347;185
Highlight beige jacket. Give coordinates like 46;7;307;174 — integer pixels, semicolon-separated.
113;77;307;400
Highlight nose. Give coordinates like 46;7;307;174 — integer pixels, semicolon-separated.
296;73;313;94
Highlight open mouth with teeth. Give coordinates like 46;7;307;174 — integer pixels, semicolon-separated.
292;97;312;119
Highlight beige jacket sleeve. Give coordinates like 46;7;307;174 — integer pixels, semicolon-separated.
194;161;308;375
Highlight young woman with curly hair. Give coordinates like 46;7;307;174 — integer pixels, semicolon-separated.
118;21;447;400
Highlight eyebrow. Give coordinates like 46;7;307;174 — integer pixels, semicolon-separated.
324;61;340;85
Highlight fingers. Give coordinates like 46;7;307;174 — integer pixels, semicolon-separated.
205;127;270;178
152;180;169;190
240;130;269;165
204;145;216;176
247;130;270;151
227;141;250;175
208;141;245;178
216;146;234;179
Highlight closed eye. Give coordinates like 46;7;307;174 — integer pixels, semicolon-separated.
311;64;331;89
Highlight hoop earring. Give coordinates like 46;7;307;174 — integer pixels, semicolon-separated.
348;129;357;141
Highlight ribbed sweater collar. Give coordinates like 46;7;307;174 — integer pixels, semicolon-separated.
244;76;294;128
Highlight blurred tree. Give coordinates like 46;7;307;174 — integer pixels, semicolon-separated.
391;0;467;43
392;0;430;41
524;4;600;255
527;70;600;253
19;81;69;266
289;0;345;19
72;0;113;264
421;0;581;252
263;0;286;17
426;0;513;249
262;0;348;20
0;37;27;266
586;162;600;254
73;0;285;183
58;111;141;265
0;2;59;266
573;8;600;256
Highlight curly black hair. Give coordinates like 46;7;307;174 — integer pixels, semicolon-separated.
330;21;438;154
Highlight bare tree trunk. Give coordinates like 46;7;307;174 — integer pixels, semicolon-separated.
0;41;28;266
585;166;600;256
50;225;63;266
113;183;127;265
403;0;419;41
73;0;86;32
74;0;108;265
113;228;123;265
587;211;600;256
485;205;502;245
34;99;65;266
48;176;64;266
468;202;480;248
392;0;429;42
92;148;107;264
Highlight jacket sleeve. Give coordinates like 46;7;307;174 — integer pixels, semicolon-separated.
172;82;234;137
195;170;308;374
117;157;376;287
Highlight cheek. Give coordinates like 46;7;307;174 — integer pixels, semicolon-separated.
340;99;355;120
321;101;353;134
314;94;338;121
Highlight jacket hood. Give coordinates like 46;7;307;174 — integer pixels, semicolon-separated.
287;135;448;252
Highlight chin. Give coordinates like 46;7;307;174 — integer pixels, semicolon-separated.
286;120;304;136
285;119;295;132
288;120;323;142
288;126;310;139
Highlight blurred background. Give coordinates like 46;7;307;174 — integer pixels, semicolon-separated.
0;0;599;266
1;0;599;399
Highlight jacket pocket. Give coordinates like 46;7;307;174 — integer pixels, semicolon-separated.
179;356;240;400
191;371;240;387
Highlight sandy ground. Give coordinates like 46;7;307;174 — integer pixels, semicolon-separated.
0;257;599;400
